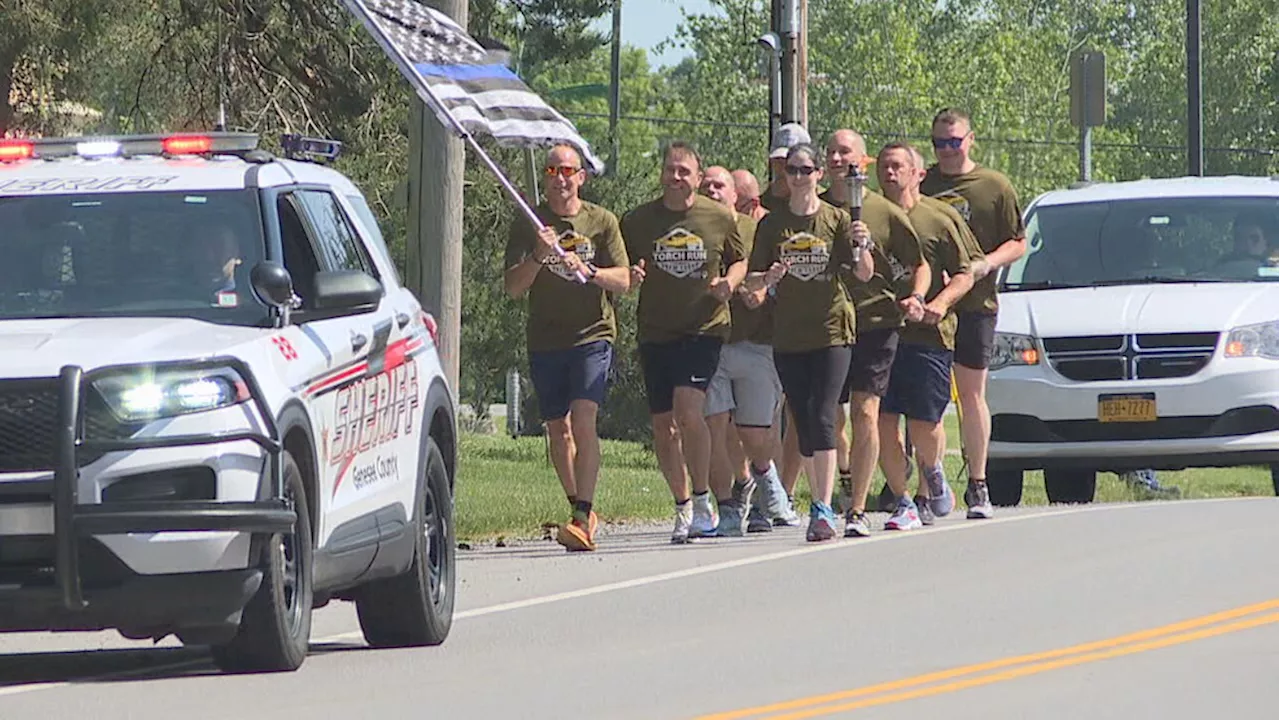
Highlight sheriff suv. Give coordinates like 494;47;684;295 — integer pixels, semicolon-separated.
987;175;1279;506
0;132;457;672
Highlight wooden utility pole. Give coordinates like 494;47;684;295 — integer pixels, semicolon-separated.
407;0;466;401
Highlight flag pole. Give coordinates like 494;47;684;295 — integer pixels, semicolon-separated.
342;0;587;281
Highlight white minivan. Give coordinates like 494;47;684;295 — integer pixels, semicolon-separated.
986;175;1279;505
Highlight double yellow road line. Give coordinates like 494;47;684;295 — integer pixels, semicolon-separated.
697;599;1279;720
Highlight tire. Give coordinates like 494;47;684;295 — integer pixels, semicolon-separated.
355;436;456;648
1044;468;1097;505
986;470;1024;507
212;451;314;673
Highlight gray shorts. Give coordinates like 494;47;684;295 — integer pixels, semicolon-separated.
703;341;782;427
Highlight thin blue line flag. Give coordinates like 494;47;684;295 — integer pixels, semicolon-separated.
354;0;606;174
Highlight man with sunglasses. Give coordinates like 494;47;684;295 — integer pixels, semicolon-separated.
920;108;1026;520
698;166;796;535
622;142;749;543
819;128;929;536
503;144;631;551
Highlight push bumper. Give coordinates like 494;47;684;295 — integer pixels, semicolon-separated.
35;359;295;614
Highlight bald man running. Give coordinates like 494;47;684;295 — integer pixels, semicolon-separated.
699;166;795;534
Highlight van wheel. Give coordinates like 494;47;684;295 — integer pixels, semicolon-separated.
212;450;313;673
356;437;456;647
986;471;1024;507
1044;469;1096;504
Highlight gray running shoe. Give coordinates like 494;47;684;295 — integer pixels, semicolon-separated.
965;481;994;519
844;511;871;537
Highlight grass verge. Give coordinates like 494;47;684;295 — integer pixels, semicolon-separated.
455;424;1276;542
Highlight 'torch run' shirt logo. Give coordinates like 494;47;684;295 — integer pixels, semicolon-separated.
779;232;831;281
653;228;708;279
541;230;596;282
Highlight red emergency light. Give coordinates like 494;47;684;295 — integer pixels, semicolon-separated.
0;140;35;162
162;135;214;155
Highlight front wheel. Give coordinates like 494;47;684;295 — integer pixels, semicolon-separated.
355;436;456;647
212;450;314;673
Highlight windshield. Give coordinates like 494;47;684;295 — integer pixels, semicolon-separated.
1004;195;1279;288
0;189;268;324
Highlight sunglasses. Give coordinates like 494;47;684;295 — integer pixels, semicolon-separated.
544;165;582;178
931;136;966;150
785;165;819;176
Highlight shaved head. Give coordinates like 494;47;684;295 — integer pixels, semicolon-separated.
826;129;866;158
731;169;761;199
700;165;738;209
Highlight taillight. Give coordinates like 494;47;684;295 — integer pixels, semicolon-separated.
0;140;35;161
422;312;439;345
162;135;213;155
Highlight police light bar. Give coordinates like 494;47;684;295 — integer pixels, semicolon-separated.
0;132;261;162
280;134;343;163
0;140;35;161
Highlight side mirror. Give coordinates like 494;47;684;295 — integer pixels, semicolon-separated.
313;269;383;310
251;262;295;308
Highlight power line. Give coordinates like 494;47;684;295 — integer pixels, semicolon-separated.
563;111;1277;157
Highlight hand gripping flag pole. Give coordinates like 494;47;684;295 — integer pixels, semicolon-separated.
342;0;597;282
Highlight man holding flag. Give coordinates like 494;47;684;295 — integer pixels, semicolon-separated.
504;144;630;552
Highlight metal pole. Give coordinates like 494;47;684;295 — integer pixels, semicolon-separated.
1187;0;1204;176
1079;125;1093;182
796;0;808;127
608;0;622;176
779;0;799;124
1080;55;1093;182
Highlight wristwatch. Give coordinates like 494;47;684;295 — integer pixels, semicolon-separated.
586;262;599;280
911;293;925;305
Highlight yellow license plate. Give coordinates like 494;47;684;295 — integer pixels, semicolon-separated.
1098;393;1157;423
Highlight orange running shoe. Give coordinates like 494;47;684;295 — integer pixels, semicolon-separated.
555;510;598;552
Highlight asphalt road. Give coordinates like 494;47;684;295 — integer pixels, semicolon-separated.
0;498;1275;719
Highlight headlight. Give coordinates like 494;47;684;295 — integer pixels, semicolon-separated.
991;332;1040;370
92;366;250;422
1224;320;1279;360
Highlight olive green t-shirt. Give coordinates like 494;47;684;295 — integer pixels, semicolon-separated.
621;194;746;344
750;202;856;353
902;199;981;350
760;188;787;213
727;212;772;345
921;164;1025;315
503;201;628;352
819;189;924;332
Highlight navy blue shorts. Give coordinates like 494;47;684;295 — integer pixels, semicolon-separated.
882;343;953;424
528;340;613;421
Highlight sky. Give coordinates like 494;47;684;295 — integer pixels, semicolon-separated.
591;0;720;68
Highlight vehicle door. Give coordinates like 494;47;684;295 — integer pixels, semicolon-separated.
278;188;402;549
